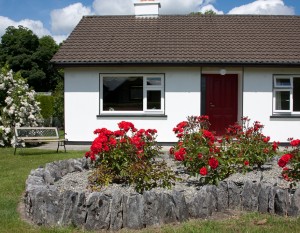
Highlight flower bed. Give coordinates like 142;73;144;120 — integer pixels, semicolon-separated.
24;157;300;231
23;118;300;230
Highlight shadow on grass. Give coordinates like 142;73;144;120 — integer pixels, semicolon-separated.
14;150;69;156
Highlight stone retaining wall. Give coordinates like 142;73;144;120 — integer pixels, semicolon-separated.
24;158;300;231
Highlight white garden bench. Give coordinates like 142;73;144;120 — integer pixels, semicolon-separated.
14;127;67;155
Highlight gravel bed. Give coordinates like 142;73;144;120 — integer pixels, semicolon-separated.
54;155;299;196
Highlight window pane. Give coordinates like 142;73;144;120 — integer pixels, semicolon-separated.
293;78;300;111
275;78;291;87
103;77;143;111
147;90;161;110
147;77;161;86
275;91;290;110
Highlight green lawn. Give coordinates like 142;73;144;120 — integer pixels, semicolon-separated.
0;147;300;233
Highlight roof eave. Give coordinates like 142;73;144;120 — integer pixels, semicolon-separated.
52;61;300;68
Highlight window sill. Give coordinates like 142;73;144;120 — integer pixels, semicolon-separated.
97;114;168;118
270;115;300;119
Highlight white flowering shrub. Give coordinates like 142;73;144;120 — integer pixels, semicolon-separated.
0;68;43;147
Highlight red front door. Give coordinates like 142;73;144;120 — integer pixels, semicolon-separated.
205;74;238;135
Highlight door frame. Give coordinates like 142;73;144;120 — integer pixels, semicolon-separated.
201;69;243;132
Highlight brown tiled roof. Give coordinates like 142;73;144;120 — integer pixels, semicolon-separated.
51;15;300;66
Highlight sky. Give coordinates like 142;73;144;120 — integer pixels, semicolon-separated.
0;0;299;44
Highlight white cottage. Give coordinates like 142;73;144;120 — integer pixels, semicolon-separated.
51;0;300;144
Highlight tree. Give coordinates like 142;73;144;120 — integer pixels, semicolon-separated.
0;26;62;92
0;67;42;146
189;10;217;15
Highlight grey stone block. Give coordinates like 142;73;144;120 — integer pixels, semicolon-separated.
241;181;260;211
110;191;124;230
258;184;272;213
71;192;87;227
274;188;289;216
172;190;189;222
59;190;78;226
85;192;111;230
217;181;229;211
143;191;161;227
228;181;241;210
159;192;177;224
288;188;300;216
123;194;144;229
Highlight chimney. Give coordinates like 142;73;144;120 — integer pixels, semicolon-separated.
134;0;161;17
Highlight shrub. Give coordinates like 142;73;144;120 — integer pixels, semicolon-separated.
0;67;42;146
52;80;64;128
278;139;300;187
36;95;54;126
170;116;230;185
170;116;278;185
224;117;278;172
85;121;176;193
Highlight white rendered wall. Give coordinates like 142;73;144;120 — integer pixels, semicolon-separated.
64;67;201;143
243;67;300;142
65;66;300;143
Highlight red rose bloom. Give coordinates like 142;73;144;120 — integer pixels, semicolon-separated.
174;148;186;161
90;153;96;161
272;141;279;151
198;153;203;159
278;153;293;167
118;121;134;132
85;151;90;158
208;157;219;169
290;139;300;147
199;167;208;176
169;147;174;155
263;136;270;143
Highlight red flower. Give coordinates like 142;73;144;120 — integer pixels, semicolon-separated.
173;121;188;135
146;129;157;135
114;130;125;137
169;147;174;155
85;151;90;158
118;121;135;132
174;148;186;161
272;141;279;151
244;160;250;166
198;153;203;159
278;153;293;167
263;136;270;143
263;148;269;154
90;153;96;161
290;139;300;147
208;157;219;169
254;121;263;131
109;137;117;146
282;167;292;181
198;115;209;121
199;167;208;176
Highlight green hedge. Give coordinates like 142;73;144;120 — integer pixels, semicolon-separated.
36;95;54;120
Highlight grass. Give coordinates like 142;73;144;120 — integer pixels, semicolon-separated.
0;147;300;233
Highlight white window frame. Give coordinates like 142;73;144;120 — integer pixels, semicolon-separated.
273;75;299;114
100;74;165;115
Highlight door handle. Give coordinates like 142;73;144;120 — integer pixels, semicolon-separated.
210;103;215;107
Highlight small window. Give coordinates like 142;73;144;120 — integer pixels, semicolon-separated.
147;90;161;110
273;76;300;114
293;78;300;111
100;74;164;115
274;77;291;88
147;77;162;86
274;90;291;111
